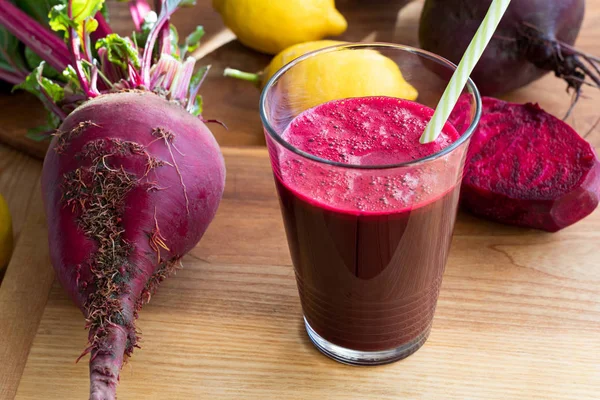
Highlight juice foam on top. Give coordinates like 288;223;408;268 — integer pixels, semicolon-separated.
278;97;461;214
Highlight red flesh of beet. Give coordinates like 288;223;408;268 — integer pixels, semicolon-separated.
42;91;225;398
450;96;600;232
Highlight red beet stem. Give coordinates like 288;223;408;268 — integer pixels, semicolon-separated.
0;68;26;85
129;0;152;31
0;0;71;73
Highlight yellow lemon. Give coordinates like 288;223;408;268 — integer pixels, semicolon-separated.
225;40;419;112
261;40;345;85
213;0;347;55
0;193;13;272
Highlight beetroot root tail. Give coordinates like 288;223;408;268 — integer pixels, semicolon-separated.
89;324;128;400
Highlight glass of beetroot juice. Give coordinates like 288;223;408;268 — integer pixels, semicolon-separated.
260;44;481;365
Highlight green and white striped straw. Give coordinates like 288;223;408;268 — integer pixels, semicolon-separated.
420;0;512;144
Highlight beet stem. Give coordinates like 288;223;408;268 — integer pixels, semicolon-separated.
0;0;71;72
129;0;152;31
93;11;112;40
0;68;25;85
186;65;211;110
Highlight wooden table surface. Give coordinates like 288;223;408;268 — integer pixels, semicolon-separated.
1;147;599;400
0;1;599;399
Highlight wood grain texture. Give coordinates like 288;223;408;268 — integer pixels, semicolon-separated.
0;182;54;400
8;147;600;400
0;95;48;159
0;145;42;240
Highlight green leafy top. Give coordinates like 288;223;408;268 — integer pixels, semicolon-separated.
2;0;211;138
13;62;65;139
49;0;105;35
182;25;204;56
96;34;140;70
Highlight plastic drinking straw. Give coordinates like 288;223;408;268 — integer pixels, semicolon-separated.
419;0;512;144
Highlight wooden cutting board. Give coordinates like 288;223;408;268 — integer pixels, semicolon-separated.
0;147;599;400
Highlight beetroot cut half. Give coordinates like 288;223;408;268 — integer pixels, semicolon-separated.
450;96;600;232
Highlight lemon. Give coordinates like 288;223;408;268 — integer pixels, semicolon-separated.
225;40;419;112
261;40;345;85
213;0;347;55
0;193;13;272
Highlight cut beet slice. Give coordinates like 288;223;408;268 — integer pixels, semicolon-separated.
449;96;600;232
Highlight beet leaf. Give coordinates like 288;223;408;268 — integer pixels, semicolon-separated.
13;62;65;137
123;0;153;31
181;25;204;57
96;34;141;70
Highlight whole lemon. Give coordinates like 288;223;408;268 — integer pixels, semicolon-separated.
261;40;345;85
226;41;419;112
284;45;419;111
0;193;13;272
213;0;347;55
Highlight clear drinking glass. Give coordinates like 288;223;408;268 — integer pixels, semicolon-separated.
260;44;481;365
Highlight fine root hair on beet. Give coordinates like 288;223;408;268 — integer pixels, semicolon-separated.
53;121;100;154
149;207;170;263
151;127;190;213
135;257;182;313
62;140;143;356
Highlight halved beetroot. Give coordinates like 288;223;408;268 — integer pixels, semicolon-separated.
449;96;600;232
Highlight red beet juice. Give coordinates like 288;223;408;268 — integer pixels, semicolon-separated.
271;97;462;359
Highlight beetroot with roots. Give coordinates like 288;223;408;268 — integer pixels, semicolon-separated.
0;1;225;398
43;91;225;397
419;0;600;103
450;96;600;232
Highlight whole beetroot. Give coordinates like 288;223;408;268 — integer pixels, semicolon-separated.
419;0;600;99
450;96;600;232
0;1;226;398
42;91;225;398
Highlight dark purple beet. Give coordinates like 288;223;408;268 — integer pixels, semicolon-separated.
450;96;600;232
419;0;597;96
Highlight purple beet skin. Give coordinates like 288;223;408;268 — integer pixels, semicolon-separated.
42;91;225;399
450;96;600;232
419;0;588;96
